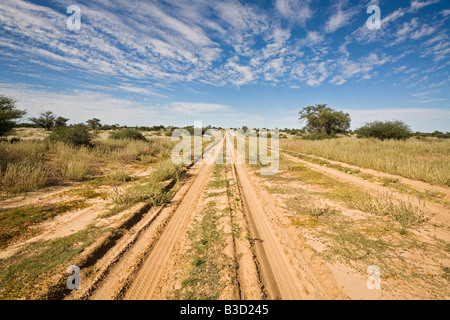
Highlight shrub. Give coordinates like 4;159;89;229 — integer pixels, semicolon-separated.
49;125;92;146
355;120;412;141
109;128;146;141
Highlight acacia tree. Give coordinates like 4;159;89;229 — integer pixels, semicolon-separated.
299;104;350;135
86;118;101;130
30;111;56;130
0;95;26;136
55;116;69;127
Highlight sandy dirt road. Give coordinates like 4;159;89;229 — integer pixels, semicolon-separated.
81;133;328;300
226;132;327;300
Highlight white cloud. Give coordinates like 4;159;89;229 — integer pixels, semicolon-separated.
275;0;313;25
168;102;232;115
410;98;446;103
325;8;357;33
0;0;447;92
306;31;324;44
305;62;328;87
0;82;160;126
116;85;168;98
411;24;436;39
329;76;347;86
410;0;440;11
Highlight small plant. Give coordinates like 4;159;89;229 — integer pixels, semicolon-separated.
107;169;132;183
108;181;173;216
76;187;99;199
382;177;400;186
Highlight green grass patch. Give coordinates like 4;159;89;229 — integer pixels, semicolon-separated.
382;177;400;186
106;169;133;183
319;225;393;270
75;187;100;199
149;160;183;183
173;202;227;300
0;226;102;299
106;182;174;217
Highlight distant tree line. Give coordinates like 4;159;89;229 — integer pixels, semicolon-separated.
1;94;448;143
297;104;450;141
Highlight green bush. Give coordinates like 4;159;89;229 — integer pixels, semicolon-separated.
109;128;146;141
49;125;92;146
355;120;412;141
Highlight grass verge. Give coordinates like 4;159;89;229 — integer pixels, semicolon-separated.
172;201;226;300
0;200;89;249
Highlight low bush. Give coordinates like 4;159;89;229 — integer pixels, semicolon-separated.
49;125;93;146
109;128;146;141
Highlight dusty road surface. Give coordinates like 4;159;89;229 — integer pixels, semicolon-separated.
225;132;327;300
72;133;328;300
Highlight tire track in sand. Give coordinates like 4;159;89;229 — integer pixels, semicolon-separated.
226;132;327;300
123;142;222;300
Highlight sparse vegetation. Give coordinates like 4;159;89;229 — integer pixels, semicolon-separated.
0;200;89;249
281;137;450;186
149;160;182;183
0;226;102;299
29;111;57;131
173;202;226;300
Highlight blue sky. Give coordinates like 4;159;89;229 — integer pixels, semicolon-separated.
0;0;449;131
